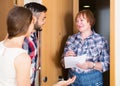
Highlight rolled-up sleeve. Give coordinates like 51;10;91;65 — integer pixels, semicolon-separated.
100;40;110;72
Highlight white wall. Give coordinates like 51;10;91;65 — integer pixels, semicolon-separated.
24;0;42;5
115;0;120;86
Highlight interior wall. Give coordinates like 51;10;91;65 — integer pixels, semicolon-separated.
24;0;42;5
115;0;120;85
95;0;110;43
95;1;110;86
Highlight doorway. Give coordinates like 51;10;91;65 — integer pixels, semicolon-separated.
79;0;110;86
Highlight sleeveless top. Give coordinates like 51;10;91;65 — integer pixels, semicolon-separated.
0;41;27;86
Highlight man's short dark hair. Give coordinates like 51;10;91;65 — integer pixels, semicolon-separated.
24;2;47;13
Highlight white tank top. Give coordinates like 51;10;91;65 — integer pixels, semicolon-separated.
0;41;27;86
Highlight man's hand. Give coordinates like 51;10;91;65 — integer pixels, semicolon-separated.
53;76;76;86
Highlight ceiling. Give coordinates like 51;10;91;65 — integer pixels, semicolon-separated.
79;0;96;12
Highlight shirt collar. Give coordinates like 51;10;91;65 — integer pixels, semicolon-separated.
76;30;96;40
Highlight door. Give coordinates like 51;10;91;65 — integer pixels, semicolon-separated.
0;0;14;41
0;0;24;41
41;0;73;85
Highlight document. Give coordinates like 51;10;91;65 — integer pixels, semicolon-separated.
64;55;87;69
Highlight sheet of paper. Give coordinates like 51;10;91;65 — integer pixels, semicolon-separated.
64;55;87;69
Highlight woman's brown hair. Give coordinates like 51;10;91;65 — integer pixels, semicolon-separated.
75;9;95;27
7;6;33;39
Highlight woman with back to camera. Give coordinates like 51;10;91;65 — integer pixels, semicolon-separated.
0;6;34;86
62;9;110;86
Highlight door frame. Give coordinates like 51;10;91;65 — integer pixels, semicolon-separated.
73;0;115;86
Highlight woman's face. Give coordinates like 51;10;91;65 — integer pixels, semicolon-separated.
75;15;91;33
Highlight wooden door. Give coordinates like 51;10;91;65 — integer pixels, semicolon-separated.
0;0;24;41
41;0;73;86
0;0;14;41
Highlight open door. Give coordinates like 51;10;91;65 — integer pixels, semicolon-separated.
41;0;73;85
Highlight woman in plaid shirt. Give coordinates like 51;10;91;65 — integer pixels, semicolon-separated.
62;9;110;86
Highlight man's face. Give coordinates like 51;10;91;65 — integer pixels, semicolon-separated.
34;12;46;30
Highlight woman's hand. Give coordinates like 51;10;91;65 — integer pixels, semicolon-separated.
53;76;76;86
61;50;76;67
76;61;94;70
65;50;76;57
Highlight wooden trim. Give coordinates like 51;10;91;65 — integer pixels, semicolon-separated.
73;0;79;33
110;0;115;85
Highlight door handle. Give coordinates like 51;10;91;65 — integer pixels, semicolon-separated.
43;76;48;83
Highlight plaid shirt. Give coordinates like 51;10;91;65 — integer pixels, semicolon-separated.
63;31;110;73
22;31;38;84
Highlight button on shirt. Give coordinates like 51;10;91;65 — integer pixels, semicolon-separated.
63;31;110;73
